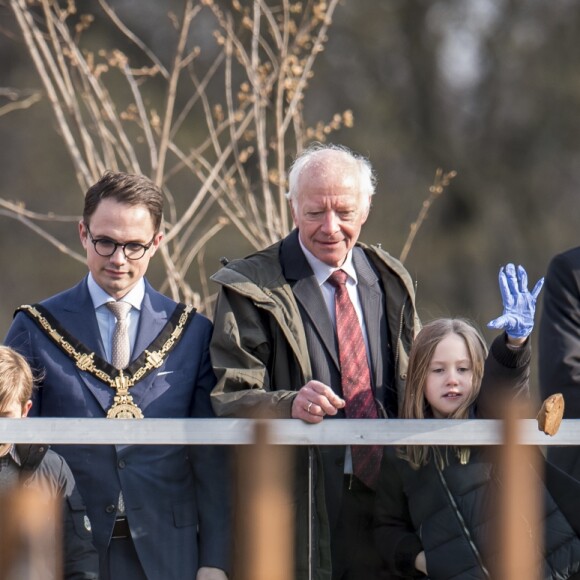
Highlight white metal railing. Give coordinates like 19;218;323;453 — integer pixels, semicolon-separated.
0;418;578;445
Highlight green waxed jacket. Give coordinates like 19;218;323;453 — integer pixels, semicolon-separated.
210;235;420;579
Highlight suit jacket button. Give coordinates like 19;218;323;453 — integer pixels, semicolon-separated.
118;460;126;469
105;504;116;514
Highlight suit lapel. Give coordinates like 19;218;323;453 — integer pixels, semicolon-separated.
281;231;339;369
133;282;168;357
353;248;383;397
51;279;113;413
59;279;106;358
130;283;171;410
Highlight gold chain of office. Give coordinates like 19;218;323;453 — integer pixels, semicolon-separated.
19;304;194;420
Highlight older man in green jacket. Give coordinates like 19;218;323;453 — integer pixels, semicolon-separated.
210;144;420;580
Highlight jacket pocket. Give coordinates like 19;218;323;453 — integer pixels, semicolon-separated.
172;500;197;528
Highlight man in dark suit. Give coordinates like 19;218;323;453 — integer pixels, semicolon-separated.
5;172;230;580
539;246;580;481
210;144;420;579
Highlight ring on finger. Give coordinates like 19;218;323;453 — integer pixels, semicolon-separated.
307;401;313;414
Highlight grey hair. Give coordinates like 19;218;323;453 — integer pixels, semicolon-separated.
285;143;376;212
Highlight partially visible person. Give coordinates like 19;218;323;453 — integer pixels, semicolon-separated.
374;265;580;579
5;171;230;580
210;143;420;579
0;345;99;579
539;247;580;480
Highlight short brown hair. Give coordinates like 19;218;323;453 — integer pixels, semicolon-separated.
83;171;164;232
0;346;34;411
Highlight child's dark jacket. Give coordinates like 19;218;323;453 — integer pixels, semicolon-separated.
374;335;580;580
16;443;99;580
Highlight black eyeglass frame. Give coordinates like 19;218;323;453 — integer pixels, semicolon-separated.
84;224;156;261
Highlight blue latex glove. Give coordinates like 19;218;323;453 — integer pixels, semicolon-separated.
487;263;544;339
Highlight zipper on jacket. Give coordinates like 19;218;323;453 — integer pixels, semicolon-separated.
436;464;491;579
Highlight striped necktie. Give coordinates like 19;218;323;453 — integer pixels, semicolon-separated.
328;269;381;490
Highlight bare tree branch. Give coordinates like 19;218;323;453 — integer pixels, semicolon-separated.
3;0;353;311
0;91;42;117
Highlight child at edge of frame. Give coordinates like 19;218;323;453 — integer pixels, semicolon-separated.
0;344;99;579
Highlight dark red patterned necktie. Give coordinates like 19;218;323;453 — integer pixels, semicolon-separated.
328;269;381;490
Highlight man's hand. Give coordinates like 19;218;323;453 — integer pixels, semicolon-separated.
487;263;544;341
196;567;228;580
291;380;345;424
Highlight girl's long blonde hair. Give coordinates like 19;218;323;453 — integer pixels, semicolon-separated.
399;318;488;469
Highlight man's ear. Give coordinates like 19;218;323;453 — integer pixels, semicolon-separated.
79;220;88;249
289;199;298;226
148;231;164;257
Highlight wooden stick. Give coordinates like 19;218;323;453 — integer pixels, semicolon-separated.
0;485;61;580
496;400;542;580
235;421;294;580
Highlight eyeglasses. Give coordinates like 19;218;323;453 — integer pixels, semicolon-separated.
85;225;155;261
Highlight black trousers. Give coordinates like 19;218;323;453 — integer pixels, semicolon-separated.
102;520;147;580
331;475;390;580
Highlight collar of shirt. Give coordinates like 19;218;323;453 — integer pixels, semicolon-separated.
297;237;367;341
297;237;358;287
87;274;145;362
87;273;145;311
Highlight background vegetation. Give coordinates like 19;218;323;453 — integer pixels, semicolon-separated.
1;0;579;377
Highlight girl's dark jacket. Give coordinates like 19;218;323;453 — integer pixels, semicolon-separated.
374;337;580;580
15;443;99;579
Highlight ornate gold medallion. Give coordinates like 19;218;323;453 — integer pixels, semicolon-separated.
107;399;144;419
106;372;144;419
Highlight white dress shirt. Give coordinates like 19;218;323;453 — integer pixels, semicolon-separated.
87;274;145;364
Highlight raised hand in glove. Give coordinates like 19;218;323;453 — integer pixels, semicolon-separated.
487;263;544;340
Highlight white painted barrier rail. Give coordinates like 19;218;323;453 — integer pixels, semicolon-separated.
0;418;578;445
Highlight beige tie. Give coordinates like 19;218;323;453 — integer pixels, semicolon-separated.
106;301;132;369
